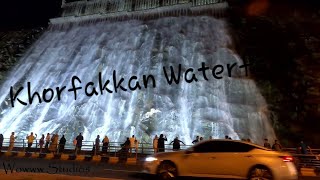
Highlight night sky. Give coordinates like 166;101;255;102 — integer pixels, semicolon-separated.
0;0;61;29
0;0;319;29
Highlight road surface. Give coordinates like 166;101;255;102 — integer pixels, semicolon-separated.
0;156;318;180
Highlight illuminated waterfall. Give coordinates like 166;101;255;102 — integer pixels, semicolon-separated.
0;1;276;145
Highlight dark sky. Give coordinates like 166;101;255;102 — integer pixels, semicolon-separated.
0;0;318;29
0;0;61;29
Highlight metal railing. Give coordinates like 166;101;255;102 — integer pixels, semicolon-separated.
2;138;319;155
0;138;192;157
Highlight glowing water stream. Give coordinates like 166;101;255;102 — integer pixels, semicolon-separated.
0;16;276;145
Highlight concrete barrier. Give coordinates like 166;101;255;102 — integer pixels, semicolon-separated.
31;153;38;158
39;153;46;158
45;153;54;159
126;158;137;165
301;168;317;177
61;154;69;160
75;155;86;161
17;152;25;157
92;155;101;162
108;157;119;164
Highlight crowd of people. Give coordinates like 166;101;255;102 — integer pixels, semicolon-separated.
0;132;315;156
0;132;68;154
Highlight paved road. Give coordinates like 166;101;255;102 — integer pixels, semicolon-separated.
0;156;142;180
0;156;318;180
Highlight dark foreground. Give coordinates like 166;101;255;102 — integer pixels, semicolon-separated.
0;156;318;180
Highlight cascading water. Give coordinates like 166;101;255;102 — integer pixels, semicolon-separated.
0;1;276;145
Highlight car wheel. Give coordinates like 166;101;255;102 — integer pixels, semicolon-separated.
157;162;178;180
248;166;273;180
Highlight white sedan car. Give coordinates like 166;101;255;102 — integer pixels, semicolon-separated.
143;139;298;180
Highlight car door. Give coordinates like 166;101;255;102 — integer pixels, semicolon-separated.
183;140;256;178
207;141;257;178
182;141;222;176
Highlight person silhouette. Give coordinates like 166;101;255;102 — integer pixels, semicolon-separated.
157;134;167;152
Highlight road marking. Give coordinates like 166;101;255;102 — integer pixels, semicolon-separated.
103;169;141;173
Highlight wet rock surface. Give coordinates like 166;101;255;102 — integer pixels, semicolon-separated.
0;27;45;83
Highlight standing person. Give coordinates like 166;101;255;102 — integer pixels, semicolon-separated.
49;134;55;153
73;138;77;153
0;134;3;152
298;140;311;154
45;133;51;152
134;139;139;155
199;137;204;142
26;132;37;152
192;136;199;144
153;135;158;154
8;132;16;152
54;134;59;153
272;140;282;151
49;134;59;154
157;134;167;152
102;136;109;155
122;137;131;151
59;135;66;153
39;134;45;153
95;135;100;155
75;133;83;155
120;137;131;160
170;137;185;151
129;135;135;156
263;138;271;149
133;137;139;156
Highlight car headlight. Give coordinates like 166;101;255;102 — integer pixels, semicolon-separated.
145;157;158;162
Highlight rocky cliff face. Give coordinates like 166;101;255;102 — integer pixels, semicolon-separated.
0;0;319;147
228;0;320;147
0;27;45;83
0;0;60;83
